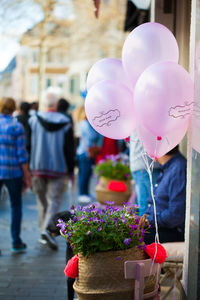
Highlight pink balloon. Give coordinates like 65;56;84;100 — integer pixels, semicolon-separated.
86;58;131;91
122;22;179;86
134;61;194;137
85;80;136;139
137;121;189;159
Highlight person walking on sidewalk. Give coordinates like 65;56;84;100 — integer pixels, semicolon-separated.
16;101;31;155
0;97;31;253
76;106;102;203
29;87;75;250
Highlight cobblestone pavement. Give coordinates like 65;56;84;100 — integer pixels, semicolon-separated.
0;178;88;300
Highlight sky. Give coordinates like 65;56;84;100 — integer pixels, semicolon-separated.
0;0;74;71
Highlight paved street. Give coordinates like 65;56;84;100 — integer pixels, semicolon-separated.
0;179;84;300
0;178;179;300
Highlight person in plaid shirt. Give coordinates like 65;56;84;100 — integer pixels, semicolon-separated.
0;97;31;253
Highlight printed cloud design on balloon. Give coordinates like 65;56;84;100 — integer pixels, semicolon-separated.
93;109;120;127
168;102;194;119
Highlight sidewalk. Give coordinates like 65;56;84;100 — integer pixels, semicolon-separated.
0;179;180;299
0;183;81;300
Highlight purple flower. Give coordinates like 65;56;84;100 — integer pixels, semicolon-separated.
97;226;102;232
115;256;121;260
139;237;143;243
105;201;115;206
56;222;66;233
86;231;92;235
141;228;145;237
122;219;127;224
124;238;132;246
129;224;138;231
99;159;105;163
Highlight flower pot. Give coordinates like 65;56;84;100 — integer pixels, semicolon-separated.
96;177;131;206
73;247;156;300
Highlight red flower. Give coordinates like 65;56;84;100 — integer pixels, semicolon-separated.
64;255;79;278
144;243;167;264
108;180;127;192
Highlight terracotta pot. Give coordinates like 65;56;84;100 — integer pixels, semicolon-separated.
73;247;156;300
96;177;131;206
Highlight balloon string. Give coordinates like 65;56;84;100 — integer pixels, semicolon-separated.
129;135;160;286
129;135;160;243
141;152;160;289
145;155;160;244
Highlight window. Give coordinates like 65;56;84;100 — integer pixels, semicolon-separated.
58;51;64;63
46;78;52;88
30;75;38;95
46;51;54;63
32;51;38;63
70;78;75;94
69;74;80;95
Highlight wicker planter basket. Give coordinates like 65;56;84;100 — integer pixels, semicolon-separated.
73;247;156;300
96;177;131;206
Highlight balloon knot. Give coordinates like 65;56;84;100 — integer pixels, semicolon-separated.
157;136;162;141
125;137;130;142
151;155;158;162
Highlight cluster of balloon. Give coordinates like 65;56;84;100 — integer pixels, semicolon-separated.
85;22;194;158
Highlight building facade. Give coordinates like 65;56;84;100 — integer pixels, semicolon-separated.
0;0;127;106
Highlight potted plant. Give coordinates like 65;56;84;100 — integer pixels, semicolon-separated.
58;203;157;300
94;154;132;205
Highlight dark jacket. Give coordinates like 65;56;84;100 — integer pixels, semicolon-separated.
29;111;75;177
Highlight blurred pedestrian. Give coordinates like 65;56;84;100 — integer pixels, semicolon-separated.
29;101;38;116
76;106;102;203
29;87;75;250
0;97;31;253
130;130;160;216
17;102;31;154
57;98;73;126
96;137;119;163
72;106;84;157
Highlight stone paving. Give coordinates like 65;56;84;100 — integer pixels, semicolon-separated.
0;181;82;300
0;178;181;300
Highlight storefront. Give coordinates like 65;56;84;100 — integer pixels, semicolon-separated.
151;0;200;298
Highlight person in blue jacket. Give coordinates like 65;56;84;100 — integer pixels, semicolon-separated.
76;106;102;203
145;145;186;244
29;87;75;250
